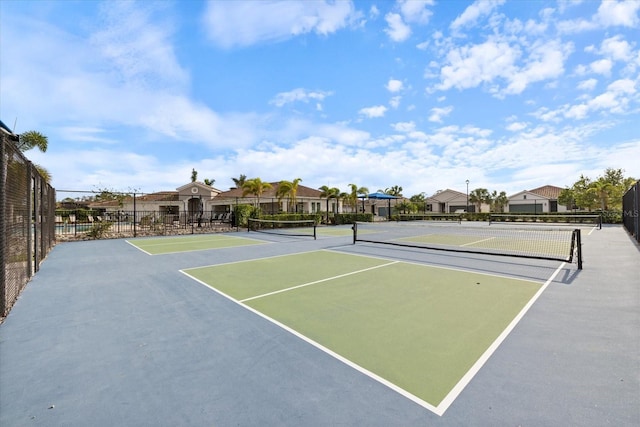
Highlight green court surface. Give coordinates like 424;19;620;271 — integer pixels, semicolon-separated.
127;234;264;255
316;226;354;236
183;250;542;411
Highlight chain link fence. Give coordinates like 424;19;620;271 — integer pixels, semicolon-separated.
622;180;639;244
1;130;56;318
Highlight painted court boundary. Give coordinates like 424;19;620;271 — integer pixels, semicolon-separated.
180;252;566;416
125;234;266;255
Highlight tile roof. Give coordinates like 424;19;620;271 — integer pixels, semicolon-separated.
529;185;563;200
136;191;179;202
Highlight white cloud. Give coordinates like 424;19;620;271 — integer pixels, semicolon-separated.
90;1;188;89
386;78;404;92
392;121;416;132
595;0;640;27
398;0;434;24
450;0;505;31
269;88;333;107
607;78;636;94
383;0;434;43
59;127;117;144
558;0;640;33
577;78;598;91
436;39;520;91
503;40;571;95
369;5;380;19
202;0;358;48
590;58;613;75
389;96;401;109
565;78;636;119
599;35;634;61
359;105;388;118
506;122;527;132
433;35;571;97
384;12;411;42
428;106;453;123
558;0;584;14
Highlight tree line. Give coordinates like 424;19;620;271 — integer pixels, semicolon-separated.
558;168;635;212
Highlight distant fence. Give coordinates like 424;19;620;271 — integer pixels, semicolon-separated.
54;209;236;240
1;132;56;318
622;180;639;244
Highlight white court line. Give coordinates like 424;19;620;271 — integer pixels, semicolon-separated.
460;236;496;247
180;264;441;415
125;239;153;255
180;250;564;416
137;236;248;247
239;261;399;303
434;261;567;416
126;235;265;255
182;249;329;270
323;248;542;284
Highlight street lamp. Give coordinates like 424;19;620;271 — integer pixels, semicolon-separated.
465;180;469;213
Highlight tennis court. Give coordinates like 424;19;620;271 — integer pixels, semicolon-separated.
182;249;550;414
127;233;265;255
1;222;638;426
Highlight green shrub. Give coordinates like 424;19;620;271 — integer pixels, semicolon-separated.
335;213;373;224
86;222;112;239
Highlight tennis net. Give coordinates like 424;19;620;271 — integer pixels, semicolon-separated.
352;221;583;268
397;213;462;223
248;218;317;239
489;213;601;229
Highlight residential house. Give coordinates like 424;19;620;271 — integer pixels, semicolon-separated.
89;181;332;223
425;189;489;213
209;182;329;215
506;185;567;213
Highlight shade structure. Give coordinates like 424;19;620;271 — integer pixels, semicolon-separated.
365;192;399;200
357;192;400;219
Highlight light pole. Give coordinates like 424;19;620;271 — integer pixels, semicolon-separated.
465;180;469;214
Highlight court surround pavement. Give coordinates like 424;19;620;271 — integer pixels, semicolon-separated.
0;225;638;426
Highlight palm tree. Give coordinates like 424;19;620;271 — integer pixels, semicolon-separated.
395;200;415;214
338;191;349;214
591;180;613;211
231;174;247;189
491;190;508;213
242;178;272;214
357;186;369;213
319;185;340;224
17;130;48;152
17;130;51;182
468;188;490;213
348;184;369;213
382;185;403;197
277;178;302;213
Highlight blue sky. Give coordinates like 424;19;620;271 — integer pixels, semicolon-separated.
1;0;639;198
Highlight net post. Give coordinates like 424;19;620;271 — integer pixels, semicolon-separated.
313;223;317;240
352;222;358;244
598;214;602;230
575;228;583;269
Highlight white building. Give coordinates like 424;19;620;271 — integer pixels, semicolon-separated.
506;185;568;213
425;189;489;213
